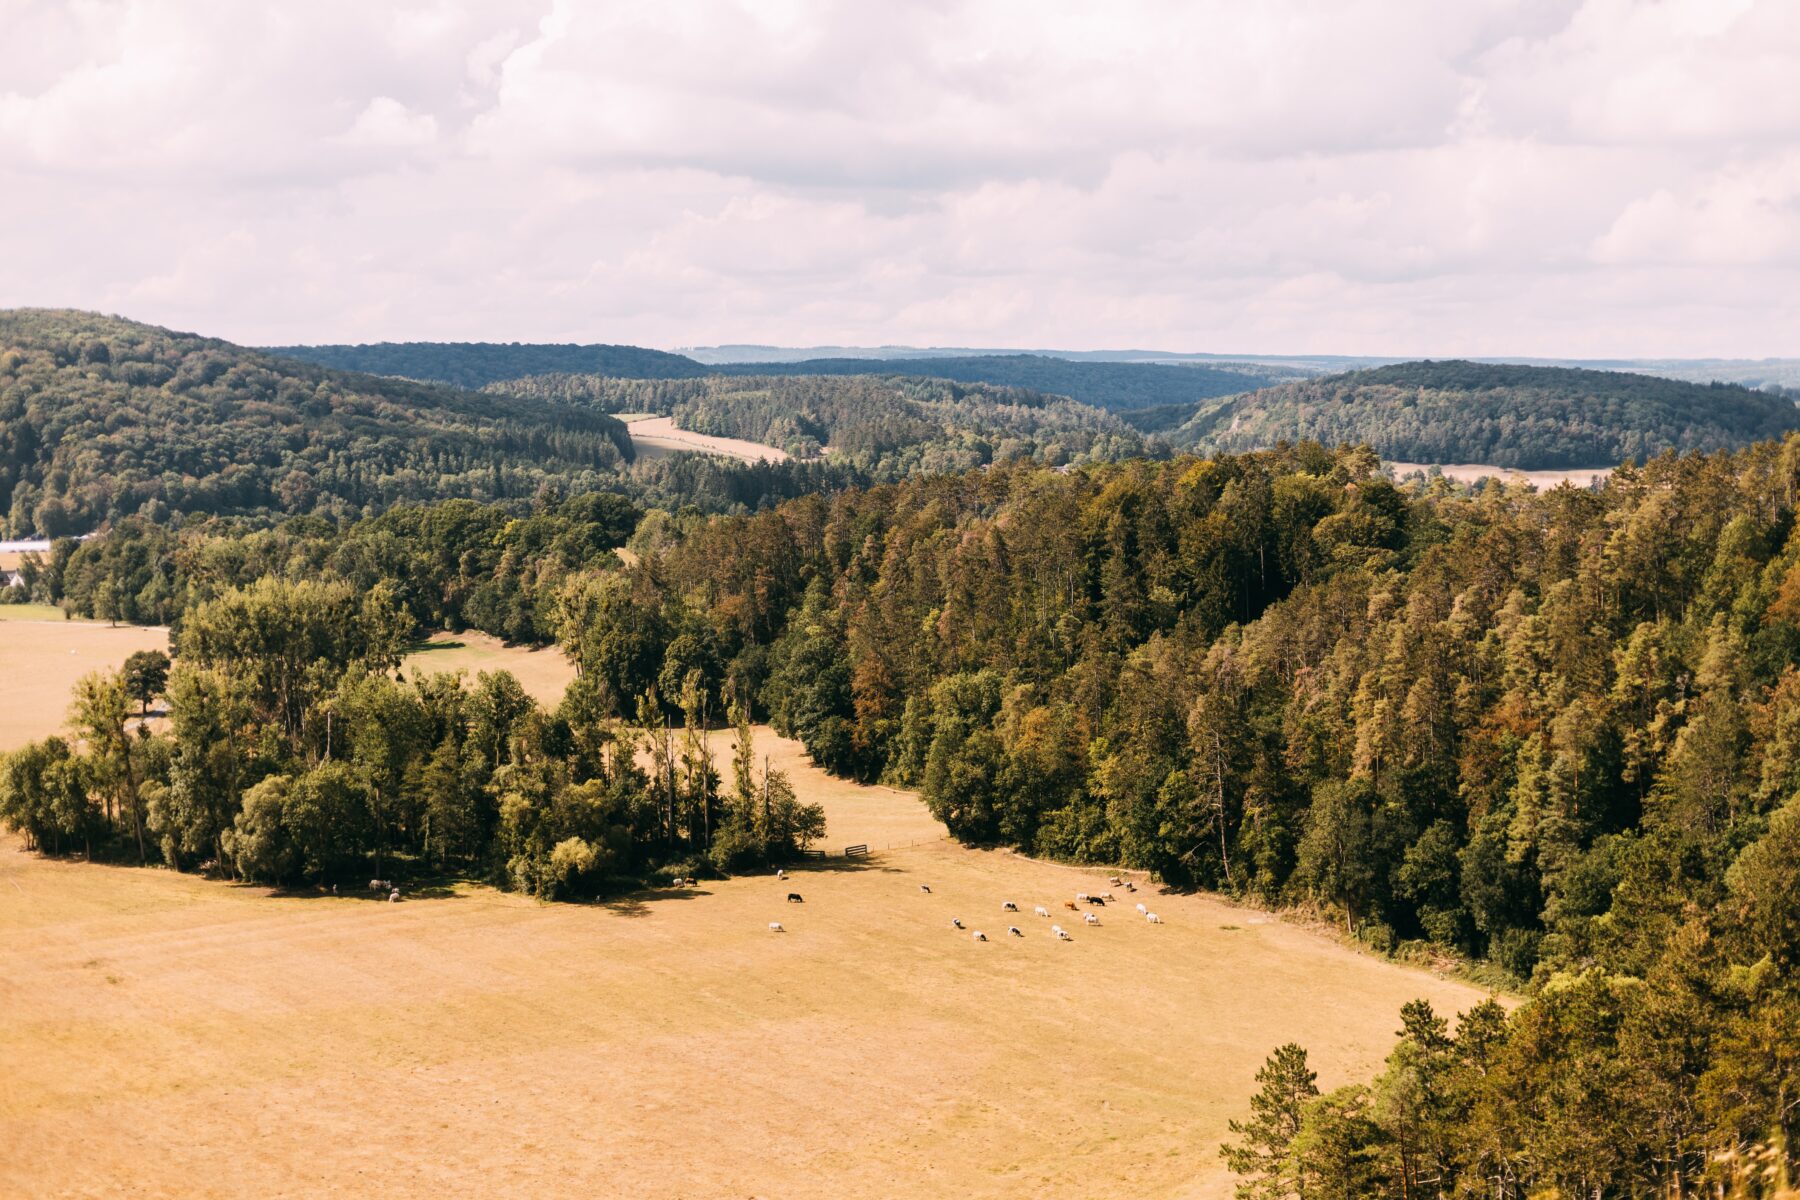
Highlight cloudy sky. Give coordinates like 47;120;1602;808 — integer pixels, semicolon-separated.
2;0;1797;356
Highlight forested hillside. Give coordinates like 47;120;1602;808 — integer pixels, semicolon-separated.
0;310;639;537
1168;360;1800;469
714;353;1290;412
267;340;709;387
490;372;1156;476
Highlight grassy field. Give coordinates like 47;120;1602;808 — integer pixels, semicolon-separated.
626;414;790;463
0;614;169;748
402;630;576;707
0;635;1497;1199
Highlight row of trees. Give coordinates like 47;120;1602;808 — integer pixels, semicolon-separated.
0;577;822;896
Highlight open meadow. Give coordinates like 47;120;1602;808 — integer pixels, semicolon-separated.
1;633;1496;1200
0;611;169;748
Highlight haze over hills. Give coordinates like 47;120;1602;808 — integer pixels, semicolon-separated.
1144;360;1800;470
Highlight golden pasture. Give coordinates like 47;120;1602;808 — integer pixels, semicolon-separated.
0;633;1495;1199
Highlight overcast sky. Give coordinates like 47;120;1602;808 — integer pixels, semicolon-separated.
2;0;1797;356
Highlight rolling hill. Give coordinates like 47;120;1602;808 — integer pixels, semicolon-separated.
489;371;1158;477
1156;360;1800;469
0;310;635;537
265;340;709;388
713;353;1292;412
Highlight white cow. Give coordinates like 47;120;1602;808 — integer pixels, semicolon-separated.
769;921;785;932
1084;912;1099;925
1135;902;1149;913
1146;912;1161;924
972;931;988;942
1056;928;1073;941
1034;905;1050;918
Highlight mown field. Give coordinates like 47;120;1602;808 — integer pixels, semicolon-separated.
0;612;169;748
0;631;1495;1199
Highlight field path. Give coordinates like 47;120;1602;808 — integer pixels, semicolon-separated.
0;718;1495;1200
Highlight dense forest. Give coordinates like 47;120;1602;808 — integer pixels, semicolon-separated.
0;310;639;537
0;310;878;536
267;339;709;387
488;372;1157;476
712;354;1293;412
1168;360;1800;470
270;339;1291;412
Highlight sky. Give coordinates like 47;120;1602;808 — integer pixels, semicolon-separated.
2;0;1797;356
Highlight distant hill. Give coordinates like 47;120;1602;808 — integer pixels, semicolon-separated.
489;372;1158;478
266;341;709;388
1160;360;1800;469
0;310;635;537
712;354;1293;412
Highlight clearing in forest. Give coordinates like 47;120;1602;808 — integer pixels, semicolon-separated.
401;630;577;707
0;713;1495;1200
625;414;791;463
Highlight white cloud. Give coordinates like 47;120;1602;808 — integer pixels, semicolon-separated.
0;0;1796;355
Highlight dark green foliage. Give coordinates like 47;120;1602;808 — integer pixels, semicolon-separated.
713;354;1287;412
266;340;709;388
1169;360;1800;470
491;371;1160;477
0;310;635;537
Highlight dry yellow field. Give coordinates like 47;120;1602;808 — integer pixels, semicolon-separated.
0;615;170;747
1;633;1496;1200
403;630;578;707
626;414;790;463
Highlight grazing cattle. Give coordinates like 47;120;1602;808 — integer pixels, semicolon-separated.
1076;892;1090;902
769;921;785;933
1034;905;1050;918
1125;882;1137;893
1089;896;1106;907
972;931;987;942
1063;900;1079;911
787;892;804;903
951;917;964;929
1099;892;1116;902
919;885;932;894
389;889;401;903
1146;912;1162;924
1135;902;1149;913
776;869;787;879
1056;928;1073;941
1002;901;1018;912
1084;912;1099;925
1008;926;1023;937
1108;876;1123;887
1051;924;1064;936
368;879;391;892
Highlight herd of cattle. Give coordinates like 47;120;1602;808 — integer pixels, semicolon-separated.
766;872;1162;937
